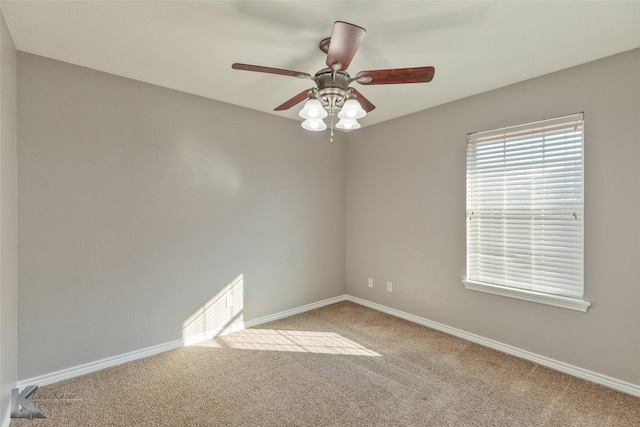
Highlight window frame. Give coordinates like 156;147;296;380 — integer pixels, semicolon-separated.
463;113;590;312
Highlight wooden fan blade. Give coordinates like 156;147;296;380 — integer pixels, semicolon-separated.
356;67;435;85
232;63;312;79
326;21;366;71
274;89;312;111
350;88;376;113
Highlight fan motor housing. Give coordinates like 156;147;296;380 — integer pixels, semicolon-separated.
315;69;350;91
314;69;351;112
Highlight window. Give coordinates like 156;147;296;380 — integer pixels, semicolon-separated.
464;113;589;311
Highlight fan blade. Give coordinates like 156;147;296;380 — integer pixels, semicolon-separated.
350;88;376;113
274;89;312;111
232;63;312;79
356;67;435;85
326;21;366;71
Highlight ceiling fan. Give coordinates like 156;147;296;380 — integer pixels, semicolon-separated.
232;21;435;142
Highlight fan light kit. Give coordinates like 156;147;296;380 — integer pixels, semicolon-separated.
232;21;435;143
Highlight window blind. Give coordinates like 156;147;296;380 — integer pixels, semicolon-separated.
466;113;584;298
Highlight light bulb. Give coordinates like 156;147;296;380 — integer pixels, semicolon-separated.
338;99;366;120
299;99;328;120
301;118;327;131
336;118;361;130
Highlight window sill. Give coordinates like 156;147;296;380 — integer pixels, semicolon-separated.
462;280;590;312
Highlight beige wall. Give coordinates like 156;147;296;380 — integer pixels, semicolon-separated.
0;9;17;426
14;45;640;391
346;49;640;385
17;53;346;379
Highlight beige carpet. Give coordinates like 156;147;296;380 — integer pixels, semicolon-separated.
10;301;640;426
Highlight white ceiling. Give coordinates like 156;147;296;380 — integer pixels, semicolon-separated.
2;1;639;127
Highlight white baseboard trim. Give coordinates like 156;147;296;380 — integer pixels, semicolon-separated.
16;339;184;389
182;294;348;346
16;294;348;389
345;295;640;398
243;294;347;329
16;293;639;398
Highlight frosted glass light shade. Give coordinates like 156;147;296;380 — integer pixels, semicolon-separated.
338;99;366;119
299;99;328;119
336;118;361;130
301;118;327;131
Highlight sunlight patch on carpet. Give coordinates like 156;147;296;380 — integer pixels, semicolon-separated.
220;329;380;356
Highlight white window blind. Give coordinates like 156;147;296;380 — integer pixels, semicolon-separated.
466;113;584;300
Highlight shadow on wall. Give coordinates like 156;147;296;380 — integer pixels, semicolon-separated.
182;274;245;345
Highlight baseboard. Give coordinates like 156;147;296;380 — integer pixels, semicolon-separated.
17;294;348;389
17;339;184;389
242;294;347;329
182;294;348;346
16;293;639;398
345;295;640;398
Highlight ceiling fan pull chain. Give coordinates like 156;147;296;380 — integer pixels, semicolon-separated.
330;115;334;144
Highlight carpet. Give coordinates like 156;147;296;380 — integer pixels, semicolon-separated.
10;301;640;426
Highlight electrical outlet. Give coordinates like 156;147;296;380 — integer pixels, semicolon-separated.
368;278;374;288
387;282;393;292
226;294;232;308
